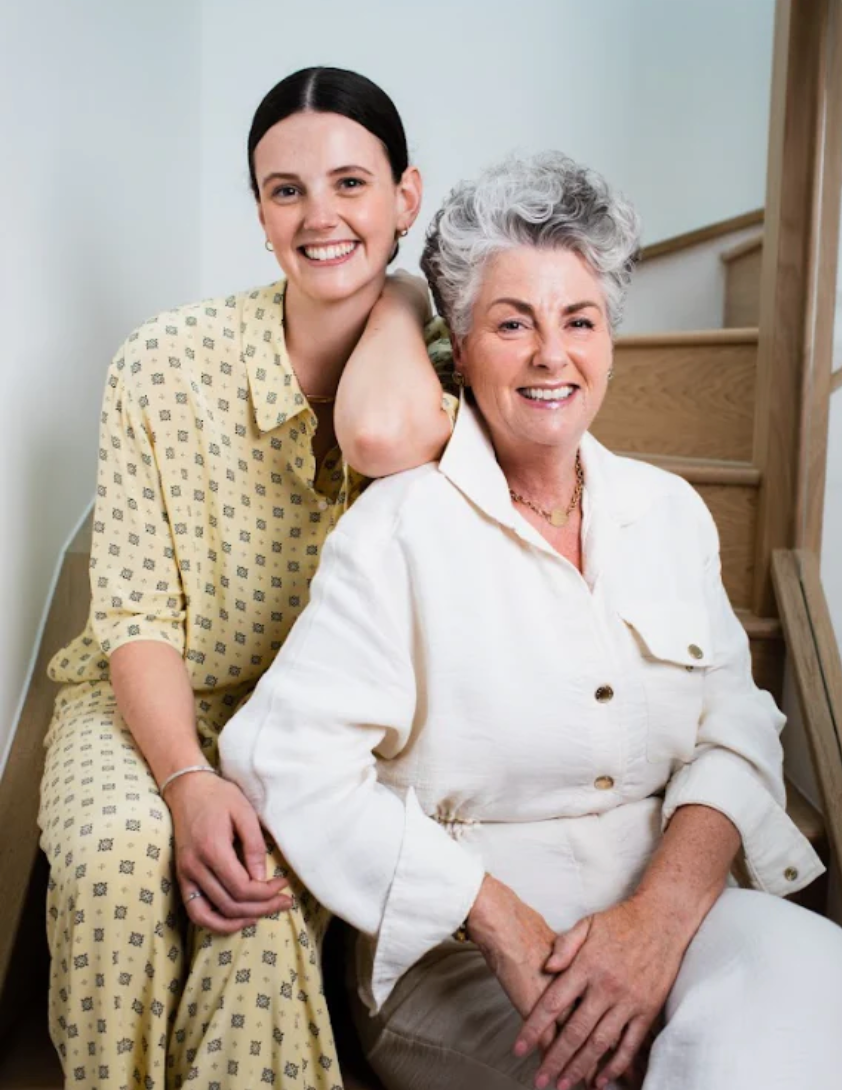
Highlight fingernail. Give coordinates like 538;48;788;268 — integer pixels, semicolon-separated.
514;1040;528;1057
535;1076;549;1090
557;1080;572;1090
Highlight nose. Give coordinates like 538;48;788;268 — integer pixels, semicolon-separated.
532;328;569;371
302;190;339;233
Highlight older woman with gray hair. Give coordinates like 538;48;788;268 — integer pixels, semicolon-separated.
220;153;842;1089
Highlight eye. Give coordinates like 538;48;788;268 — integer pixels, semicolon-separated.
569;317;595;330
499;319;527;332
338;177;366;191
271;184;300;200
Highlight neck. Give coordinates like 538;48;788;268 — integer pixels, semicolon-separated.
283;275;386;395
497;440;581;507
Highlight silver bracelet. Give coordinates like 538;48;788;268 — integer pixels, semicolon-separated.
159;764;219;797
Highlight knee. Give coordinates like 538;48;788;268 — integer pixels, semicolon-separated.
47;795;175;915
673;889;842;1010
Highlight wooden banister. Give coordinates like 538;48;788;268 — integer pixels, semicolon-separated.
772;549;842;895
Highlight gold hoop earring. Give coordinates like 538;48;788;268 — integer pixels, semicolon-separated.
265;239;274;253
453;370;466;387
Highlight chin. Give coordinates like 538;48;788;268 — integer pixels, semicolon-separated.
296;265;382;305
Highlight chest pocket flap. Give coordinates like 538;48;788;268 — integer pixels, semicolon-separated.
617;601;712;669
616;599;712;765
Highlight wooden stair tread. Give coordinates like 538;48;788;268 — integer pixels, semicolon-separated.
615;327;758;348
620;452;761;487
720;233;764;264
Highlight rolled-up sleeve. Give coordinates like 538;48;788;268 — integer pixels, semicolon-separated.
662;501;824;896
89;351;186;657
219;525;485;1011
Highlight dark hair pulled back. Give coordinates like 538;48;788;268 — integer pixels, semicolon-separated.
247;67;409;198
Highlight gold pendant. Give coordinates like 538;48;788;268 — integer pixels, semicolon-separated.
550;508;568;528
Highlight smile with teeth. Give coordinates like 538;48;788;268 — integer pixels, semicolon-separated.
519;385;576;402
301;241;359;261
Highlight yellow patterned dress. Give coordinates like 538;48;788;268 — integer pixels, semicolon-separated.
38;281;454;1090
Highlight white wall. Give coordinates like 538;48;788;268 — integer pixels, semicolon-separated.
198;0;776;300
622;226;762;334
0;1;202;770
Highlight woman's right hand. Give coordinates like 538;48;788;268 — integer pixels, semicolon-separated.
166;772;293;934
467;875;558;1044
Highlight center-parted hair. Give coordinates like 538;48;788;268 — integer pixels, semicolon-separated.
421;152;641;337
247;67;409;198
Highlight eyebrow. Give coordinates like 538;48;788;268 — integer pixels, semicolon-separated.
260;164;375;188
489;297;603;316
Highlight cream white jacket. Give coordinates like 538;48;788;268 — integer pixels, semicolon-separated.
220;399;823;1013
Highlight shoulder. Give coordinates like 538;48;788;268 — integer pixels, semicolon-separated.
106;285;263;394
334;464;443;550
589;436;717;541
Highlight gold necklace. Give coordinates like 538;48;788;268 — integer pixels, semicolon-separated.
279;283;338;405
508;451;584;528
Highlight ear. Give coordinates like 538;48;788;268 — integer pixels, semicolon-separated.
396;165;423;232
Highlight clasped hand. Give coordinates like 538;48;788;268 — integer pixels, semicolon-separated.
166;773;292;934
516;898;688;1089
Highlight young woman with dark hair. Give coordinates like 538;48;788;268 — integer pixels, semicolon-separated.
39;67;454;1090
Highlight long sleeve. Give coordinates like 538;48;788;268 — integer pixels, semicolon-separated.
89;349;186;657
662;501;824;896
219;520;485;1011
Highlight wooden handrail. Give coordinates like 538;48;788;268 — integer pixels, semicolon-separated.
772;549;842;899
639;209;764;262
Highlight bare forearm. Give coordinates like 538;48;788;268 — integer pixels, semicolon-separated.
110;640;203;785
631;803;741;937
335;296;451;476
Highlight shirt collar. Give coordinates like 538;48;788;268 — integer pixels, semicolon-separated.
240;281;311;434
438;394;672;533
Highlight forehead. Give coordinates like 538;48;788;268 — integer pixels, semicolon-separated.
478;247;604;307
253;110;391;175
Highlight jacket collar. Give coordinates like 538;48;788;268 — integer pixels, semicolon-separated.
240;281;311;434
438;394;672;534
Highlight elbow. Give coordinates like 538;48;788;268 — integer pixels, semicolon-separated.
339;421;419;478
338;412;451;479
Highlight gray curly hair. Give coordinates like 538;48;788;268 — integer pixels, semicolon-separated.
421;152;641;338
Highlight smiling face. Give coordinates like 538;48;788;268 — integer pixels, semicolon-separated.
455;246;613;463
253;110;421;306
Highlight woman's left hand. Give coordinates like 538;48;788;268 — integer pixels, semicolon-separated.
515;894;691;1089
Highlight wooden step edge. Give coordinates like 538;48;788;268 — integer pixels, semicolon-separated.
615;327;759;348
736;610;783;640
720;233;763;264
619;452;761;487
831;368;842;395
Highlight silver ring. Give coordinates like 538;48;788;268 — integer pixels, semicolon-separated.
184;890;204;904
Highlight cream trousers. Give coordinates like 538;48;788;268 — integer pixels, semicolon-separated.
351;888;842;1090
